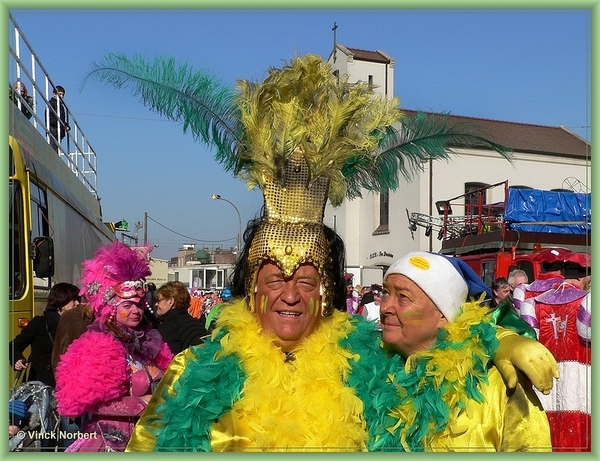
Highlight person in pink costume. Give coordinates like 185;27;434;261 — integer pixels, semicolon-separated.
54;241;173;452
518;251;591;452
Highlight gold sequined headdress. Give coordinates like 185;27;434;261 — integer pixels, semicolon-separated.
246;147;332;313
235;55;401;315
92;52;510;316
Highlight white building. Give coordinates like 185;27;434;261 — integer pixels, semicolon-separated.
325;44;591;287
167;244;235;290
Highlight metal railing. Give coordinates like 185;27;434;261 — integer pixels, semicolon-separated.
8;12;99;199
407;181;508;241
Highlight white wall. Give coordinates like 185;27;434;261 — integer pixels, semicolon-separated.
325;45;590;281
329;46;394;100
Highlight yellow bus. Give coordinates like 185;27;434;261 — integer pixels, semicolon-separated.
9;14;115;385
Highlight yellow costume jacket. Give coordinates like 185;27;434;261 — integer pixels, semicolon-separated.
388;301;552;452
127;299;551;452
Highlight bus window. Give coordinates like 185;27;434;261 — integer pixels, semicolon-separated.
30;181;51;288
9;182;26;300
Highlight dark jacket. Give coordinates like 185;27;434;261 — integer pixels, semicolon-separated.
157;308;208;355
46;96;69;139
51;304;93;372
9;311;60;388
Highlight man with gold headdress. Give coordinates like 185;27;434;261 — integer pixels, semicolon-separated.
88;54;558;451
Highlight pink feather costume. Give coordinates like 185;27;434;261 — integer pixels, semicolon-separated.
55;327;172;451
53;241;174;451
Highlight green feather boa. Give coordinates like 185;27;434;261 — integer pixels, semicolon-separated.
150;300;497;452
151;301;403;451
387;300;499;451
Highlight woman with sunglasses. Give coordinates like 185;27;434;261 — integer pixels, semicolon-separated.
154;281;208;354
54;242;173;452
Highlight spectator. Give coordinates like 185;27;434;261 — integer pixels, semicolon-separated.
380;252;553;451
144;282;159;327
361;284;383;329
508;269;530;315
345;274;359;315
155;281;208;354
357;285;373;315
507;269;528;289
9;282;80;388
54;242;173;452
203;288;230;333
201;291;216;318
51;303;93;371
51;302;93;449
490;277;511;308
46;85;70;152
188;288;203;318
11;81;34;119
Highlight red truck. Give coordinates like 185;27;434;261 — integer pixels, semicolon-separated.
408;180;591;286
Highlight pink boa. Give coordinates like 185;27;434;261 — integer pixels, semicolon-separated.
55;330;173;417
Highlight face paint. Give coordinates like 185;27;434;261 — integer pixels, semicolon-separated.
119;310;129;319
261;294;268;314
254;262;323;352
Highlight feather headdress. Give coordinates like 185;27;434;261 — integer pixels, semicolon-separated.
87;53;510;315
79;241;151;323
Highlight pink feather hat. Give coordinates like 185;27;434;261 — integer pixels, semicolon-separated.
79;241;152;323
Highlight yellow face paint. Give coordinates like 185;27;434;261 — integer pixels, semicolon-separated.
309;297;315;316
261;295;268;314
118;311;129;319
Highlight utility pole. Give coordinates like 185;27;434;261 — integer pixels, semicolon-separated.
332;22;338;63
134;221;143;245
211;194;242;253
144;212;148;244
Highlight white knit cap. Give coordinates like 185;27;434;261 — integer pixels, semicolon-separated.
384;251;468;321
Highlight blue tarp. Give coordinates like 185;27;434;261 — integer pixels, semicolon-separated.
504;188;591;234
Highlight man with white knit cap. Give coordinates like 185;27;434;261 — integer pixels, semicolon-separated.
380;251;553;451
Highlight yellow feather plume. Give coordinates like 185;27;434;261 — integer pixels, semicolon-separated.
236;54;402;206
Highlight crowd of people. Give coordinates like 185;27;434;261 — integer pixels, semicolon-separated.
9;54;590;452
10;238;588;452
500;251;591;452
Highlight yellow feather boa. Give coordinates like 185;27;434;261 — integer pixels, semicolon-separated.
211;300;369;451
387;300;497;451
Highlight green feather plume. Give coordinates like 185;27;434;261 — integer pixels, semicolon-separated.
86;53;511;206
85;53;242;170
343;111;512;201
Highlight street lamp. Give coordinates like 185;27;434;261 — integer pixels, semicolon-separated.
211;194;242;252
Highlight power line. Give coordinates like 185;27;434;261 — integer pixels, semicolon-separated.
146;214;235;244
76;112;171;122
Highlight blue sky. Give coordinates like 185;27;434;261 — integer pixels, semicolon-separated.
8;8;591;260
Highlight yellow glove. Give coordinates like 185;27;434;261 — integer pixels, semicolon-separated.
493;328;559;395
